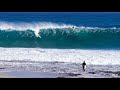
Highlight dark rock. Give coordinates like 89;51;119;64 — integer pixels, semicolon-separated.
104;71;113;73
114;72;120;76
0;67;5;69
117;73;120;76
89;72;96;74
100;71;120;76
67;73;81;76
57;77;65;78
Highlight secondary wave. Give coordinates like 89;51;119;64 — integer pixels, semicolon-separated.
0;22;120;49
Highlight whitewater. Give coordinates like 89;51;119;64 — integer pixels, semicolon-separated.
0;48;120;65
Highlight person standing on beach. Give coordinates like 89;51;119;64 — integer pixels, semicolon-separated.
82;61;86;71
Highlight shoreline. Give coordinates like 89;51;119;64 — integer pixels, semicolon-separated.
0;62;120;78
0;69;120;78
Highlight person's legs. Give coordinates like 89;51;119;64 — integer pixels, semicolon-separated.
83;65;86;71
82;66;85;71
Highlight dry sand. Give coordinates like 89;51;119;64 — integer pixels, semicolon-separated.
0;72;15;78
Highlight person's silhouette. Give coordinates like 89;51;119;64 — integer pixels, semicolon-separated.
82;61;86;71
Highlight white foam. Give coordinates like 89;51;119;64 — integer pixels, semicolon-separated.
0;48;120;65
0;22;75;37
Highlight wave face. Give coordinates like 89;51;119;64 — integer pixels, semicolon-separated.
0;22;120;49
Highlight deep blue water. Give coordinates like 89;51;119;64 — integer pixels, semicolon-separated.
0;12;120;49
0;12;120;27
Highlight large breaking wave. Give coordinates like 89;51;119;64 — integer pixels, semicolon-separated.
0;22;120;49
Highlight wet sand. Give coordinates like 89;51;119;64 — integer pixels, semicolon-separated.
0;61;120;78
0;70;120;78
0;71;65;78
0;72;15;78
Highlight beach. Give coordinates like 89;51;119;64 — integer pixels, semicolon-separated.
0;71;64;78
0;72;15;78
0;61;120;78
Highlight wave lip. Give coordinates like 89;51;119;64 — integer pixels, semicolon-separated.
0;21;76;37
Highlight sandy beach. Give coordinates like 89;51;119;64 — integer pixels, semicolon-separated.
0;71;67;78
0;61;120;78
0;72;15;78
0;70;120;78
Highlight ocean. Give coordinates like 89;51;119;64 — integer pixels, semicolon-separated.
0;12;120;68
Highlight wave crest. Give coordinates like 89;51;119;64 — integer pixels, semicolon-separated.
0;22;76;37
